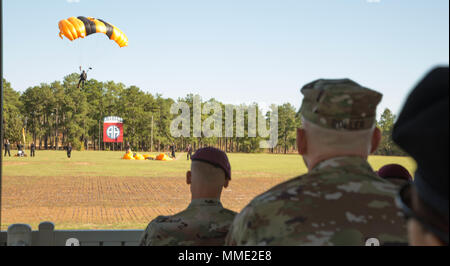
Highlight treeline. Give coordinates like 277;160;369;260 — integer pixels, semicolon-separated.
2;75;404;155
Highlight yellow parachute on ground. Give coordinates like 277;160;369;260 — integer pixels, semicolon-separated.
123;152;173;161
122;151;135;160
143;154;156;160
58;16;128;47
134;153;146;160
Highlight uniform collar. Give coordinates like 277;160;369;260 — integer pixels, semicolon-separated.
188;198;222;208
312;156;374;174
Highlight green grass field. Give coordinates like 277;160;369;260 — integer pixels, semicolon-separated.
1;150;416;230
2;150;416;178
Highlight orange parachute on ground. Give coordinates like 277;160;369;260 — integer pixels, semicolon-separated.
58;16;128;47
155;153;173;161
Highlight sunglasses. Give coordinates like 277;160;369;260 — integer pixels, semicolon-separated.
395;183;449;245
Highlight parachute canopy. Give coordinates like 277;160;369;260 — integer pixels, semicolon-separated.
122;152;135;160
134;153;146;161
143;154;156;160
122;152;173;161
156;153;173;161
58;16;128;47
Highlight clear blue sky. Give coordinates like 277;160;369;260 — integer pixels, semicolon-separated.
2;0;449;117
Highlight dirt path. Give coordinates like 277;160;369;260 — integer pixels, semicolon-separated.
1;175;289;230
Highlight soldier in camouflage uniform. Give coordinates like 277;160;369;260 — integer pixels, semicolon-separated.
140;147;236;246
225;79;408;246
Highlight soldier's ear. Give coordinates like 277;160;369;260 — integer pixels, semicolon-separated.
297;128;307;155
370;127;381;154
186;171;192;185
223;179;229;189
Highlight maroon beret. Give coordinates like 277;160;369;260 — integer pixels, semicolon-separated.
191;147;231;179
377;164;412;182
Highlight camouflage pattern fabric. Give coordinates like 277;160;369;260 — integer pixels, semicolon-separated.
299;79;382;131
225;156;407;246
140;198;236;246
382;177;410;187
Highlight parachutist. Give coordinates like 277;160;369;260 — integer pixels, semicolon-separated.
77;69;87;88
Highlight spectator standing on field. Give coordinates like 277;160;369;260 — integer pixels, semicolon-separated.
66;143;72;158
186;144;193;160
4;139;11;157
30;142;36;157
170;142;176;159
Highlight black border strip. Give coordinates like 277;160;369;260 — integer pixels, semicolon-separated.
1;0;4;232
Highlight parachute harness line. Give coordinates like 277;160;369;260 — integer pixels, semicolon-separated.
58;16;128;47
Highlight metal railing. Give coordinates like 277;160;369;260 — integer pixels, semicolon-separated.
0;222;143;246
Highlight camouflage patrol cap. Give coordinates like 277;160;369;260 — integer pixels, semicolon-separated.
299;79;382;131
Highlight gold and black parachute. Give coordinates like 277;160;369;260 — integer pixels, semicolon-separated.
58;16;128;47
